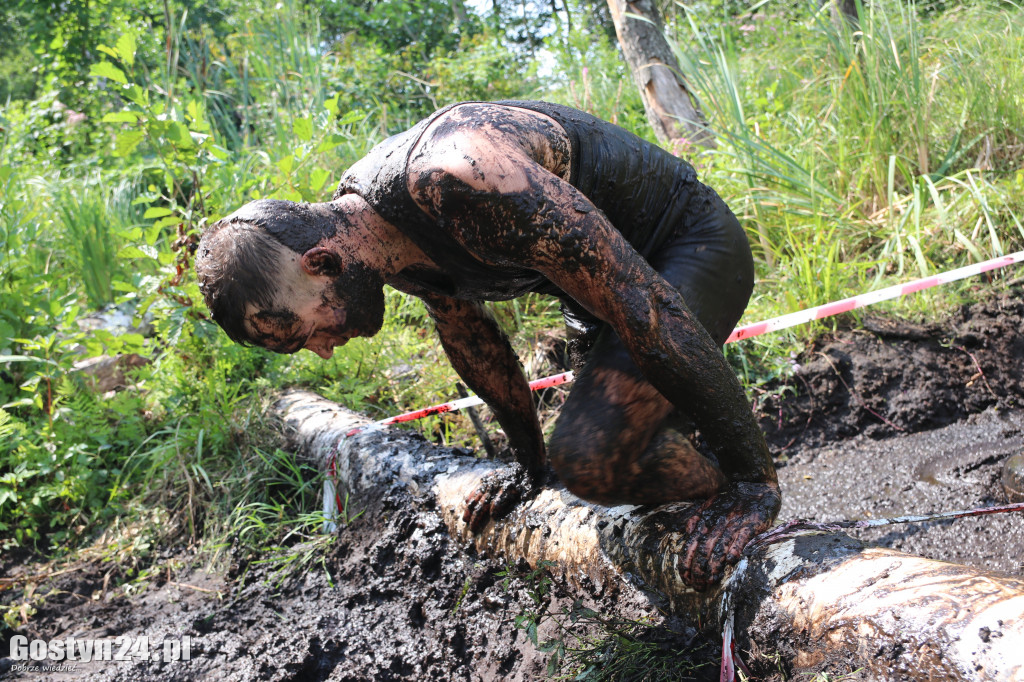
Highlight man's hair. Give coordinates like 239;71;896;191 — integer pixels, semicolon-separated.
195;199;339;345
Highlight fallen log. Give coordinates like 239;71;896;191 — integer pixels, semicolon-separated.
273;389;1024;681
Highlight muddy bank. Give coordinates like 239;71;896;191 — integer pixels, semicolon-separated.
759;294;1024;576
1;490;717;682
3;294;1024;681
757;295;1024;450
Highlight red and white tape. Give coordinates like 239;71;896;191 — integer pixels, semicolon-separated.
726;250;1024;343
371;251;1024;429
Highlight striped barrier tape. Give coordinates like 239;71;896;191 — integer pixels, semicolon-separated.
726;250;1024;343
372;250;1024;428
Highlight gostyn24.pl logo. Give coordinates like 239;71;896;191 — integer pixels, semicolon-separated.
8;635;192;665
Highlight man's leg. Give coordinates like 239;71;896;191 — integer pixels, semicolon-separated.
549;192;754;505
548;329;728;505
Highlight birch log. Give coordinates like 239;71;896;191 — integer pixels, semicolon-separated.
274;389;1024;681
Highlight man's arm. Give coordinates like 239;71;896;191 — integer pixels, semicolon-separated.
410;289;546;531
408;140;774;487
417;291;545;480
409;129;778;583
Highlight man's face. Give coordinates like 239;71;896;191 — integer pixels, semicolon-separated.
244;250;386;359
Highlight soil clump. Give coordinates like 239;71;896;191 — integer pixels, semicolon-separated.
757;295;1024;450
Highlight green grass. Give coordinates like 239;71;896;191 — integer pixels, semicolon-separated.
662;0;1023;375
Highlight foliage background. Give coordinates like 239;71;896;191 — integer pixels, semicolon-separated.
1;1;1022;657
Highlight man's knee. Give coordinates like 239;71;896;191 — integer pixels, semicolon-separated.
547;429;620;504
548;369;671;504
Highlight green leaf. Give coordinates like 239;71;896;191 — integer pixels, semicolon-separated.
153;216;182;229
208;145;229;161
310;168;331;193
186;100;210;132
96;44;119;60
143;207;174;219
546;649;560;676
339;110;364;126
316;134;347;153
293;117;313;142
164;121;194;149
114;130;146;157
90;61;127;85
324;94;340;117
116;33;137;68
117;245;158;260
117;226;143;241
122;84;147;106
102;111;142;123
119;333;146;352
0;166;12;183
276;155;294;174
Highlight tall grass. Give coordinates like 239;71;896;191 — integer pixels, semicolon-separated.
174;0;329;156
54;178;147;309
671;0;1024;330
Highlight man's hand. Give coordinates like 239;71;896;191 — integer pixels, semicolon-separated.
677;481;781;589
463;462;539;533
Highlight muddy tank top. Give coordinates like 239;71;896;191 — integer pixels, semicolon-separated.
333;100;710;302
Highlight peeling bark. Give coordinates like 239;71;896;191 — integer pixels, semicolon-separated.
274;389;1024;681
605;0;713;148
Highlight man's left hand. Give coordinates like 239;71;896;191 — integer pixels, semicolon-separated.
677;481;782;589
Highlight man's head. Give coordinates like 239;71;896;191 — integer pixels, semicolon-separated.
195;198;386;358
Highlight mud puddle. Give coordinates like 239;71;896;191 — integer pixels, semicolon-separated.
777;408;1024;574
1;490;718;682
3;293;1024;681
761;294;1024;576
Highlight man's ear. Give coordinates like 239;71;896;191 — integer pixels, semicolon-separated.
300;247;342;277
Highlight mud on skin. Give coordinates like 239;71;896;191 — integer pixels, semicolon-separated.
399;102;780;585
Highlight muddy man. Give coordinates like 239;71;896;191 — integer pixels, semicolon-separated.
195;101;780;588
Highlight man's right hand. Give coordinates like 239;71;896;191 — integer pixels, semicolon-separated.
463;462;539;533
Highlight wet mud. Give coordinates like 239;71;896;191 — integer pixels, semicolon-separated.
3;293;1024;681
0;491;716;682
757;295;1024;449
755;295;1024;577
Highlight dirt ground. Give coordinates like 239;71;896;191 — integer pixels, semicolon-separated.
2;292;1024;681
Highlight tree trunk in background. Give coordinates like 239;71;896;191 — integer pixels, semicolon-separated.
450;0;468;26
274;389;1024;681
605;0;714;149
826;0;859;27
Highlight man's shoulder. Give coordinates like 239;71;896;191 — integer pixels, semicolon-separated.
333;127;422;201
